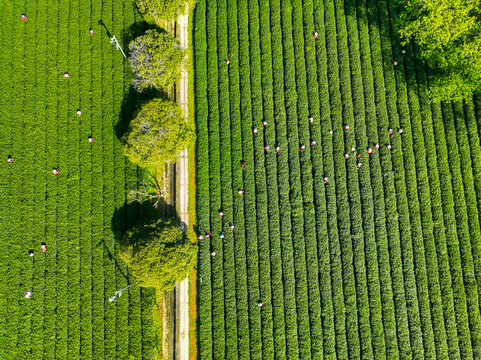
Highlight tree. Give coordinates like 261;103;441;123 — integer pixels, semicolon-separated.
398;0;481;102
122;98;194;169
134;0;196;22
119;218;197;290
127;172;165;208
129;29;185;92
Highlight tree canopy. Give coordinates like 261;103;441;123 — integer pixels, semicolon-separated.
119;218;197;290
398;0;481;102
129;29;185;92
122;98;194;169
134;0;195;21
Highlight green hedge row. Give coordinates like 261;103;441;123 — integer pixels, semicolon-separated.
193;0;213;355
248;0;276;357
342;0;388;358
383;2;437;359
404;38;450;360
269;0;301;357
258;0;288;357
311;0;338;357
292;0;324;358
218;0;241;357
226;0;251;356
413;44;461;360
280;0;313;357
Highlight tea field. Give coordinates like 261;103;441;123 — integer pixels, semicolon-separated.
0;0;157;359
194;0;481;358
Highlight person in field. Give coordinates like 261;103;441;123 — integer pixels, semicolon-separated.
241;161;245;169
21;14;27;21
275;146;280;152
28;250;35;257
356;153;361;159
238;189;245;195
313;32;318;39
64;73;70;79
77;109;82;116
393;60;398;66
211;251;216;256
309;117;314;123
262;121;267;127
374;143;380;150
367;148;373;154
230;224;235;230
257;301;263;307
310;141;316;146
205;232;211;238
24;291;31;299
387;144;392;150
218;211;224;217
357;163;362;169
328;130;333;135
264;145;270;151
7;156;13;163
52;168;59;175
324;177;329;184
344;153;349;159
197;234;204;240
398;128;403;134
90;28;94;36
300;145;306;150
41;243;47;252
225;59;230;65
88;136;93;143
343;124;350;130
388;128;393;135
219;233;225;239
253;128;258;134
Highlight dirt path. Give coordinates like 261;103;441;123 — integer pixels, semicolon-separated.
174;9;190;360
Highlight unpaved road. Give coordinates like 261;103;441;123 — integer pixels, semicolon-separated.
174;9;190;360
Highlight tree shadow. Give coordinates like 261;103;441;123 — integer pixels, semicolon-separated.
111;200;157;244
341;0;405;66
104;201;152;281
122;20;158;50
115;85;137;141
115;85;165;141
95;238;130;281
343;0;402;26
98;19;113;39
111;197;183;244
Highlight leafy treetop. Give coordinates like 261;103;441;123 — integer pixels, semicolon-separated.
129;29;185;92
119;218;197;290
122;98;195;169
398;0;481;102
134;0;196;21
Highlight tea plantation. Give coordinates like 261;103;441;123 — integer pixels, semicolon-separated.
194;0;481;358
0;0;157;359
